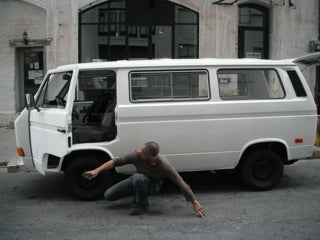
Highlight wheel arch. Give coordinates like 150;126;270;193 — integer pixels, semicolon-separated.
236;139;289;170
61;147;114;172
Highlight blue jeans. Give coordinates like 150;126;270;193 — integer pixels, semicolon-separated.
104;173;161;207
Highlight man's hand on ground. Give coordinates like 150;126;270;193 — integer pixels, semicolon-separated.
82;170;98;180
193;200;205;218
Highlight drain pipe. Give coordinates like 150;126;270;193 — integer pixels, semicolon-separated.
314;1;320;105
316;0;320;114
317;0;320;110
318;0;320;41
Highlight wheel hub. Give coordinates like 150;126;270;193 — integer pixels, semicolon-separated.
253;160;273;180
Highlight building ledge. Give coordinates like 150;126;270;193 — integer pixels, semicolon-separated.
9;38;52;47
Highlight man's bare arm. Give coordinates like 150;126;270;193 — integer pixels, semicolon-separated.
166;163;205;218
82;159;115;180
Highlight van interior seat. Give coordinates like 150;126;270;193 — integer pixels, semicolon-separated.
72;101;117;143
83;92;113;124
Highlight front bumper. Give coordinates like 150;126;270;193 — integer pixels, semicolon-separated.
7;157;32;173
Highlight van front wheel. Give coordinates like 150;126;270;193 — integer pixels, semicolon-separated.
240;149;284;191
65;155;113;200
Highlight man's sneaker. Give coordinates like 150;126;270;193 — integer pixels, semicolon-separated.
130;204;148;216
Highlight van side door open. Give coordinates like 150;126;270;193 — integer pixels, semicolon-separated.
72;70;117;144
28;70;75;174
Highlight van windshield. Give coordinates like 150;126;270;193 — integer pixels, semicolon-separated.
36;71;73;108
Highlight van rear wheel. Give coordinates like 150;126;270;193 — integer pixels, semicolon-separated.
65;155;113;200
240;149;284;190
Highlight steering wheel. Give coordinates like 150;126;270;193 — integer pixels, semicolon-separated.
55;96;66;106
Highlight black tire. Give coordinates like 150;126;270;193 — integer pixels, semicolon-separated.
65;154;113;200
240;149;284;191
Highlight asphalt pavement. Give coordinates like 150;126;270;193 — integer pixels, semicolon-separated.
1;126;320;239
1;160;320;240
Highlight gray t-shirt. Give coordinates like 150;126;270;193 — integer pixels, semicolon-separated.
113;151;196;202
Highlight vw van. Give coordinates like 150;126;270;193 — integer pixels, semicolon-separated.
11;54;319;199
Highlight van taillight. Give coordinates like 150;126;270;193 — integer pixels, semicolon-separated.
16;148;25;157
295;138;304;144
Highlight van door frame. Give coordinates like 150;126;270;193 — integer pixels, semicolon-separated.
28;66;78;174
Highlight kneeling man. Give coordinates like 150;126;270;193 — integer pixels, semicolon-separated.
82;142;205;217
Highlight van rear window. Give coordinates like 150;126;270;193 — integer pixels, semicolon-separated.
218;69;285;100
130;70;210;102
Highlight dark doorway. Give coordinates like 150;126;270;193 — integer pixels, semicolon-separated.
238;4;269;59
15;47;44;111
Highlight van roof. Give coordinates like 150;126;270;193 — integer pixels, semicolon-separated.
55;58;297;71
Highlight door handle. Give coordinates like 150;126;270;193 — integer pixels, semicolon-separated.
57;128;66;133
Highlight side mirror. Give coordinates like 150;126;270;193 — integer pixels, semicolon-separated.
63;72;72;81
25;93;40;111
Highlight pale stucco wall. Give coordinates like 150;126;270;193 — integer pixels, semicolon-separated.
0;0;318;125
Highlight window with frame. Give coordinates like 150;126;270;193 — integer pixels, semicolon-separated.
77;70;116;101
80;0;199;62
99;8;125;36
238;4;269;59
218;69;285;100
178;44;196;58
36;71;72;108
130;70;209;102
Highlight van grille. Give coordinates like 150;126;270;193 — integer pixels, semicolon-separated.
287;70;307;97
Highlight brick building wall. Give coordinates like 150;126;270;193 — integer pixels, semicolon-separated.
0;0;318;126
0;0;46;125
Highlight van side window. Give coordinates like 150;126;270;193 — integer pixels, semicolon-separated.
37;71;72;108
77;70;116;101
130;70;209;102
218;69;285;100
287;70;307;97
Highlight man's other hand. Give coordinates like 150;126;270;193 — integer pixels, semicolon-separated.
193;200;205;218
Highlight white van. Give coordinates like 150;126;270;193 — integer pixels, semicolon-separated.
10;54;319;200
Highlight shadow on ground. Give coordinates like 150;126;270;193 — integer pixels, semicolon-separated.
8;167;308;203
